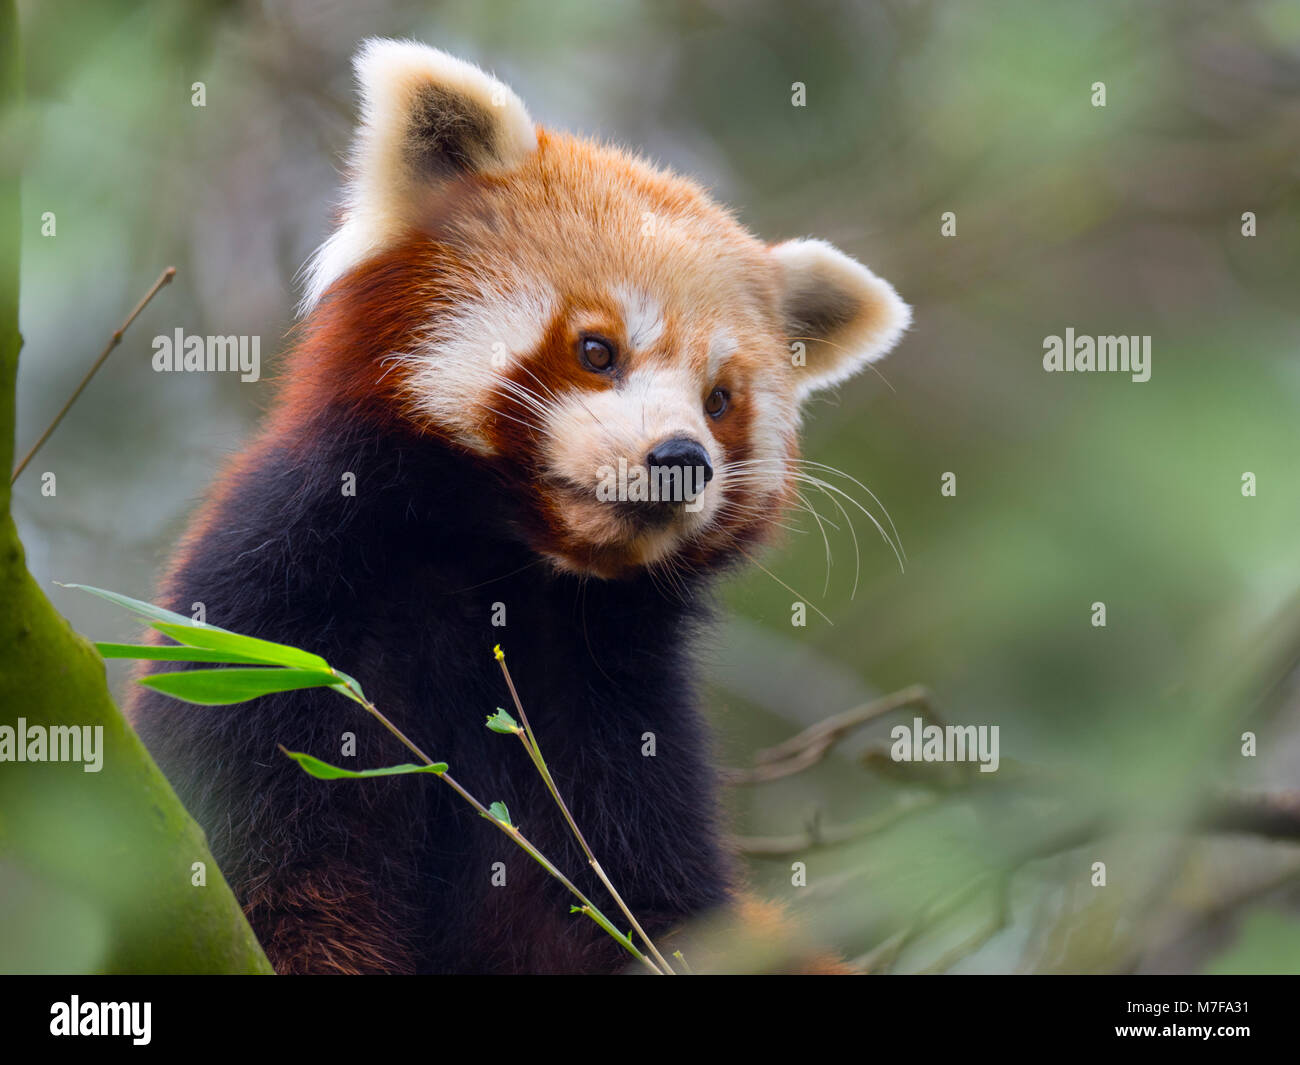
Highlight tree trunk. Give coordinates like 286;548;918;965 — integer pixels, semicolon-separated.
0;1;272;974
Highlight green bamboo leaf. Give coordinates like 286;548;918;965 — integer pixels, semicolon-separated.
151;621;330;672
60;582;230;632
281;749;447;780
96;642;269;664
331;668;368;703
61;583;332;671
487;801;513;827
137;667;339;705
485;708;520;734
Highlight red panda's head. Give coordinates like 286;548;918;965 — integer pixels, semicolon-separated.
299;40;910;580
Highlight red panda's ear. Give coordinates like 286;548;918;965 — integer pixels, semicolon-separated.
771;239;911;399
300;39;537;312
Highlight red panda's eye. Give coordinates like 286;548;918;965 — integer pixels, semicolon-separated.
580;336;615;372
705;387;729;418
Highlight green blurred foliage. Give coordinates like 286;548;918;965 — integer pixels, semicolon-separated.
11;0;1300;972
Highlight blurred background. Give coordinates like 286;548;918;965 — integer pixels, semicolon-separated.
11;0;1300;972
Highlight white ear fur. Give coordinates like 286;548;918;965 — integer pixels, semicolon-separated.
300;39;537;313
771;238;911;398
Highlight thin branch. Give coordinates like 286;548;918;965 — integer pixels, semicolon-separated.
1199;790;1300;841
12;266;175;484
732;676;1300;973
736;793;939;857
723;684;934;785
494;646;676;975
332;673;662;974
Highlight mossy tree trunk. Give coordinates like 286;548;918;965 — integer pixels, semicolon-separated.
0;2;272;974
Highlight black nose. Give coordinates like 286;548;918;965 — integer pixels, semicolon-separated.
646;437;714;500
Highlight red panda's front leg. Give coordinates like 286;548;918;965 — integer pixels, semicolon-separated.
239;865;420;975
131;676;436;976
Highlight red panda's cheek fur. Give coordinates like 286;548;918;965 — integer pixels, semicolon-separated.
479;297;612;461
273;236;447;441
472;300;638;575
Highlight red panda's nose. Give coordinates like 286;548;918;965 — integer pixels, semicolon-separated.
646;437;714;497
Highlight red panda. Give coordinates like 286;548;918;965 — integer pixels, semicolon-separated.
128;39;910;974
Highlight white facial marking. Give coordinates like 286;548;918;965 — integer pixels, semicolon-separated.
707;330;738;382
397;284;555;453
616;287;665;351
746;384;796;493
